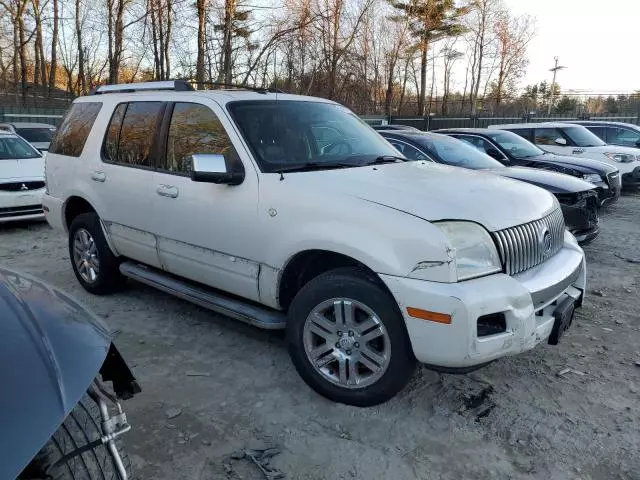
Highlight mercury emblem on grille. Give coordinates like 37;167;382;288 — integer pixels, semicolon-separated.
539;226;552;255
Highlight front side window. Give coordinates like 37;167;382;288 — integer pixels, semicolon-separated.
486;131;544;159
561;126;605;147
49;102;102;157
227;100;399;172
163;103;236;175
606;127;640;146
418;135;503;170
388;140;429;161
104;102;164;167
0;136;41;159
534;128;567;146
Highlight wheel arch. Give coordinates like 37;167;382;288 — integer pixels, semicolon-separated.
64;196;97;229
277;249;391;311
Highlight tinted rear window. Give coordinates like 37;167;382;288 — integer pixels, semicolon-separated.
49;102;102;157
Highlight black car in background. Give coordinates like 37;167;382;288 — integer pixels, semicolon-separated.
434;128;621;207
568;121;640;149
378;129;601;243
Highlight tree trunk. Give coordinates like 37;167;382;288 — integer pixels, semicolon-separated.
164;0;171;79
48;0;59;95
75;0;86;93
222;0;236;84
417;39;428;115
149;0;161;79
12;13;19;99
195;0;206;85
18;13;27;104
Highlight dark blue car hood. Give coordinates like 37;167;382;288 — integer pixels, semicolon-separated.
487;166;596;194
0;267;112;479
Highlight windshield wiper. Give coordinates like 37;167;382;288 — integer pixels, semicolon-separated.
276;162;356;173
364;155;406;166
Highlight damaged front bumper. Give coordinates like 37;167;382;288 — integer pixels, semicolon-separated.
558;191;600;244
379;232;586;369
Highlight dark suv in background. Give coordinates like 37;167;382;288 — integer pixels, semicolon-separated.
435;128;621;207
569;121;640;149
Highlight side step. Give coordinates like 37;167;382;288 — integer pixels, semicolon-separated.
119;261;286;330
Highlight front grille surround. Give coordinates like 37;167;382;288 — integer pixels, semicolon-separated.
492;208;565;276
0;181;46;192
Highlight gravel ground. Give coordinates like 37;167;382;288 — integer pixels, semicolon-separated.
2;193;639;480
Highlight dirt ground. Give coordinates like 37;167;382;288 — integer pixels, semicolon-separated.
2;193;639;480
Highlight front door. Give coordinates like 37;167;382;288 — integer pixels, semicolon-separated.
150;100;262;302
98;101;165;268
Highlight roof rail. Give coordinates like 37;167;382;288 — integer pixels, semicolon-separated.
90;80;194;95
191;81;286;94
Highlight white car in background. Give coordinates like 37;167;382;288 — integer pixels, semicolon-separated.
489;122;640;187
0;122;57;152
0;131;46;222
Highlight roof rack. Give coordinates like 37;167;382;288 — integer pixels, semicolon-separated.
89;80;286;95
90;80;195;95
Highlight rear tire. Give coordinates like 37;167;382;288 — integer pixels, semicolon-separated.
18;391;131;480
69;213;124;294
287;267;416;407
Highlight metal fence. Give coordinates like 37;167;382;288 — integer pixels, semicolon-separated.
361;113;640;130
0;106;67;126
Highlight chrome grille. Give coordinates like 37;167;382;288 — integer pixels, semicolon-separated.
493;208;565;275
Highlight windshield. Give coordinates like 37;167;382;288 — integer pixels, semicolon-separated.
227;100;400;172
417;134;504;169
0;136;41;159
562;126;606;147
15;127;55;143
486;131;544;158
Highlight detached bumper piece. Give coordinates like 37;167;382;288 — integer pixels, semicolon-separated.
621;166;640;188
557;191;599;244
597;172;621;206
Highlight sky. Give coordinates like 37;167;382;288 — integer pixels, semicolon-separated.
503;0;640;94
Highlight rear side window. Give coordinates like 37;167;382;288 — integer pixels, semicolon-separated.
104;102;164;167
162;102;236;174
49;102;102;157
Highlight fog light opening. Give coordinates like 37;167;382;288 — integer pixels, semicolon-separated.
477;313;506;337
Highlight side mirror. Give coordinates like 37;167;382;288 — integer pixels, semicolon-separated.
190;153;244;185
485;147;503;160
554;137;567;146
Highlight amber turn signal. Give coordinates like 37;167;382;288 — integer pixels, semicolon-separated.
406;307;452;324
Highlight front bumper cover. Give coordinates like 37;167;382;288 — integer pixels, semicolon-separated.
379;233;586;368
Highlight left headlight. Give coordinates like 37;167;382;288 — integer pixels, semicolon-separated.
582;173;602;184
603;152;637;163
434;221;502;281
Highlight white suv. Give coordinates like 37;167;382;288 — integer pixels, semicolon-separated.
43;81;587;406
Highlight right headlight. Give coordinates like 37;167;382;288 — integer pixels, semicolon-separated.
434;221;502;281
603;152;636;163
582;173;602;184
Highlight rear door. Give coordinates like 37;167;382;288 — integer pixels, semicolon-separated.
604;126;640;148
97;101;165;268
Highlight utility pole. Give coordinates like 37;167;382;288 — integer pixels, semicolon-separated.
547;56;567;115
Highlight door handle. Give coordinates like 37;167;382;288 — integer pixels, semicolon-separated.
91;171;106;182
156;185;179;198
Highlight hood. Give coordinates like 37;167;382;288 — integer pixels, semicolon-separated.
527;153;617;175
285;162;557;232
488;166;596;194
0;156;45;181
0;267;112;479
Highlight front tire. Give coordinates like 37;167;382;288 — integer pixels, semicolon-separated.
69;213;124;294
287;268;416;406
18;391;131;480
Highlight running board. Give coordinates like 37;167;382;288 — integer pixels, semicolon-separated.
119;262;286;330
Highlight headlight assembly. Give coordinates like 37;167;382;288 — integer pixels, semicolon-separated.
603;152;635;163
434;221;502;281
582;173;602;183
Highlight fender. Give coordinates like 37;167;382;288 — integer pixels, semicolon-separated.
0;267;139;479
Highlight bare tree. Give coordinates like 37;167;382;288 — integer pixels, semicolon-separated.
48;0;58;93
